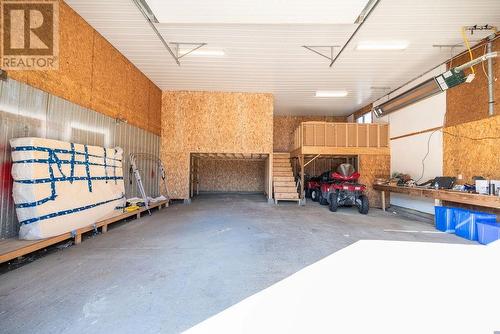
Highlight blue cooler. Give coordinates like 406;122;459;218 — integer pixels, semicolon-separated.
434;206;456;233
454;210;497;241
477;221;500;245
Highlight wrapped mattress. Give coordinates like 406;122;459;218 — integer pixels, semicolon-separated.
10;137;126;240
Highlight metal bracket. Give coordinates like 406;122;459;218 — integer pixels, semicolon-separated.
302;45;340;63
131;0;180;66
171;42;207;59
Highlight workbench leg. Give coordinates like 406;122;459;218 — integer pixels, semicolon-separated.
136;212;141;219
434;199;442;206
74;234;82;245
381;191;386;212
102;225;108;233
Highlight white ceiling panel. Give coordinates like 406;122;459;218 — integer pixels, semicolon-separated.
146;0;369;24
66;0;500;116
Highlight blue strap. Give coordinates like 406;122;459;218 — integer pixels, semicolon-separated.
84;145;92;192
12;145;122;162
15;176;123;184
19;194;125;225
70;143;75;183
103;147;108;183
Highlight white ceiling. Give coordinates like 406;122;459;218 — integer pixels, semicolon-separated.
65;0;500;116
146;0;368;24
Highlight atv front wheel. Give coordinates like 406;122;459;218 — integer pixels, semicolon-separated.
311;189;319;202
319;192;328;205
329;192;339;212
358;195;369;214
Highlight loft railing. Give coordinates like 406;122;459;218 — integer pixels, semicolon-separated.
292;122;390;151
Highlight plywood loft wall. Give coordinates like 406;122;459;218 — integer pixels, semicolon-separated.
161;91;274;199
198;160;265;192
4;0;161;136
273;115;346;152
358;154;391;208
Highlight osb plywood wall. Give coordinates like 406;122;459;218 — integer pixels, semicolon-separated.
273;116;346;152
297;158;348;177
4;0;161;135
442;36;499;190
162;91;274;199
358;154;391;208
446;37;499;127
198;160;265;192
443;115;500;183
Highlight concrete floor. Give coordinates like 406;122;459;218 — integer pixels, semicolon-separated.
0;194;470;334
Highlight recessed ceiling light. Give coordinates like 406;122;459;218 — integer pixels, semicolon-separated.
315;90;348;98
179;49;225;57
356;41;409;50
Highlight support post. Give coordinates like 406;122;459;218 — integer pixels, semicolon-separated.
300;155;305;200
381;191;386;212
102;225;108;233
74;234;82;245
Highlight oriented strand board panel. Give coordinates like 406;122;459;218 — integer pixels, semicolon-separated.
198;160;265;192
148;84;162;136
273;116;346;152
5;0;161;135
443;115;500;183
358;154;391;209
446;38;499;127
303;158;347;177
161;91;274;199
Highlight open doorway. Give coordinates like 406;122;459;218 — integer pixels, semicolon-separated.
189;153;271;200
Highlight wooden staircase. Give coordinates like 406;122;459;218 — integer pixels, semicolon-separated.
273;152;300;204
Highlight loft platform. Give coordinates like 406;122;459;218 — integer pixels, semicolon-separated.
290;122;390;157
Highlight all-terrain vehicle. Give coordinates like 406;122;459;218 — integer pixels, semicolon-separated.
320;164;369;214
306;171;331;202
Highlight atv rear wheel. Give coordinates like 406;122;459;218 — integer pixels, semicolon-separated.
318;192;328;205
311;189;319;202
329;192;339;212
358;195;369;214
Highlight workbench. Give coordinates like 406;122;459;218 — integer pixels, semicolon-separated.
373;184;500;212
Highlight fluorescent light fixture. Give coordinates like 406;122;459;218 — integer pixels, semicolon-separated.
315;90;348;98
356;41;409;50
179;49;225;57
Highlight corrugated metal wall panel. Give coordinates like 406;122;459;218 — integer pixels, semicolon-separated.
0;78;161;239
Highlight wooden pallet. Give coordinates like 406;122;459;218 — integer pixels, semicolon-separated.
0;200;169;264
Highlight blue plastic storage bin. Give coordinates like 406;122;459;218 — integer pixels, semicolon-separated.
477;221;500;245
435;206;456;233
454;210;497;241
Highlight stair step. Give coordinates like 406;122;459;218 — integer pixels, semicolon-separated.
274;192;299;199
274;181;296;187
273;157;290;162
274;167;292;172
273;176;294;182
274;186;297;193
273;161;290;165
273;152;290;157
273;172;294;177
